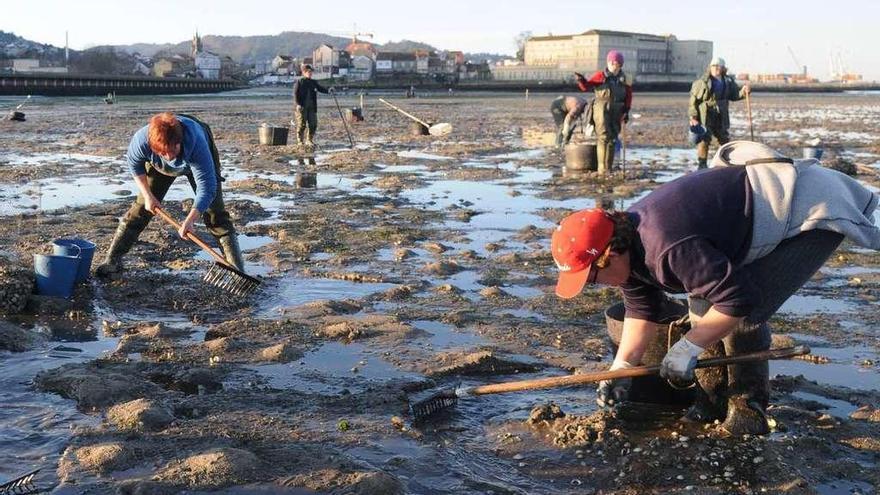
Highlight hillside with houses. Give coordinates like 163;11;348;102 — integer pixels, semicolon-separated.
1;29;498;85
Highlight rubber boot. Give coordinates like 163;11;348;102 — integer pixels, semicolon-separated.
604;142;616;172
217;234;245;272
95;220;144;278
720;320;772;436
696;142;709;169
596;141;608;174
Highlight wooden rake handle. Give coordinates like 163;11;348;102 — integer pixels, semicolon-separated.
153;207;229;266
378;98;430;128
746;91;754;141
469;345;810;396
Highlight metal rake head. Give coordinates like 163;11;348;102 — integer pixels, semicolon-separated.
408;385;459;422
203;262;261;297
0;468;40;495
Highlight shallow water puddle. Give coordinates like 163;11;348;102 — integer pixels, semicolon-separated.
790;391;859;418
778;294;858;315
397;150;453;161
0;151;119;167
410;320;489;350
0;305;193;489
771;345;879;391
255;276;398;317
244;341;419;394
814;479;875;495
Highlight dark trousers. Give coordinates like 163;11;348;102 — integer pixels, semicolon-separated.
121;164;234;240
294;106;318;144
696;113;731;167
688;229;844;414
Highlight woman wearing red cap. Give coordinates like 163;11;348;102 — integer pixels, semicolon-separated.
574;50;632;174
551;141;880;435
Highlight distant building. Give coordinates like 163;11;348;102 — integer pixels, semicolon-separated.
252;60;274;75
494;28;712;83
9;58;68;74
153;55;192;77
459;61;491;81
272;55;295;75
348;55;374;81
346;40;377;59
220;55;238;79
313;44;338;74
12;59;39;71
133;62;151;76
440;51;464;75
189;31;222;79
415;49;432;74
376;52;417;74
195;51;221;79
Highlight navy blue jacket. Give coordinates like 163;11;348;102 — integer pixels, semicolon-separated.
125;116;217;212
623;166;755;321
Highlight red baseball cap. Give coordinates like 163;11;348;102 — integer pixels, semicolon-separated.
551;209;614;299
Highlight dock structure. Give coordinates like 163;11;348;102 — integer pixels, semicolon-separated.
0;73;244;96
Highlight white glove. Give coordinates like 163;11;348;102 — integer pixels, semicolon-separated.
660;337;705;384
596;359;635;408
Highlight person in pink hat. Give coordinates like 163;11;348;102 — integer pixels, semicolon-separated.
550;141;880;435
574;50;632;173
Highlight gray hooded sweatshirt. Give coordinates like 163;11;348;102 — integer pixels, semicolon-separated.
711;141;880;264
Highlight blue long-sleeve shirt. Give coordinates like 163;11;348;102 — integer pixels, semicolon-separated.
124;116;217;212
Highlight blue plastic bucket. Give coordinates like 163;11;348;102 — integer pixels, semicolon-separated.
803;147;823;160
52;238;95;282
34;251;81;298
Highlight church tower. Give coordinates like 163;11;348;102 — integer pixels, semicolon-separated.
191;31;202;58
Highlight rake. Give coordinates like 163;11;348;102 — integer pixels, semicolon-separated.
378;98;452;136
330;90;355;148
153;207;261;297
0;468;39;495
409;345;810;422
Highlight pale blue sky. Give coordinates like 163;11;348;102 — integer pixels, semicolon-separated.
4;0;877;80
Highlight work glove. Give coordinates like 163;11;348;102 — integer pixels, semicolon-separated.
596;359;635;408
328;87;335;94
660;337;705;387
622;112;630;124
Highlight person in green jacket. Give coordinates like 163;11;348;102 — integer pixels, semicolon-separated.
689;57;751;168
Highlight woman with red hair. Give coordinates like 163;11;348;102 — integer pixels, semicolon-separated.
95;112;244;277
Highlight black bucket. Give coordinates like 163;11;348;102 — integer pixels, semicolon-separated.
605;301;694;406
294;171;317;188
563;143;598;171
410;121;430;136
258;125;289;145
346;107;364;123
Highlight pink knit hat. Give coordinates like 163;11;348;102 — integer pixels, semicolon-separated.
606;50;624;66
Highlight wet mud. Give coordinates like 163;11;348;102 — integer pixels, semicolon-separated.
0;89;878;494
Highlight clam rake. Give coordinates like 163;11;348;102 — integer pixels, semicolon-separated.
0;468;39;495
409;346;811;422
153;207;261;297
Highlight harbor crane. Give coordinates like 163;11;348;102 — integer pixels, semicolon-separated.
787;46;806;76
